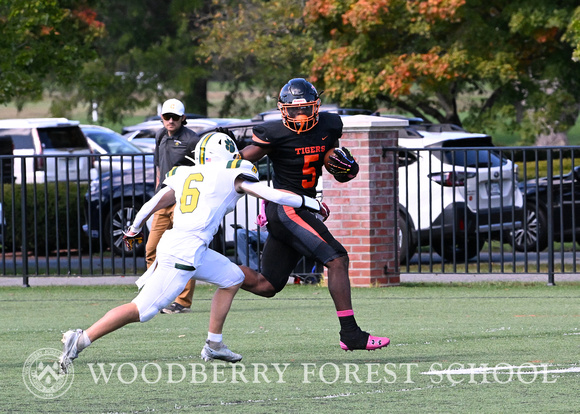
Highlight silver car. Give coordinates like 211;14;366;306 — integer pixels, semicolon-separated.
121;118;243;152
81;124;153;174
0;118;93;184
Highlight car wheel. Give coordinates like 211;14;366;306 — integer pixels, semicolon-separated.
104;201;147;256
398;213;416;265
510;201;548;252
433;236;486;262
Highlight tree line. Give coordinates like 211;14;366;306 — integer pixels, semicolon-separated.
2;0;580;144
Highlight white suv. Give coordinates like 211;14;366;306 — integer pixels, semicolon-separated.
398;124;524;262
0;118;93;184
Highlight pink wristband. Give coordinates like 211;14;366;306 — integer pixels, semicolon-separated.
337;310;354;317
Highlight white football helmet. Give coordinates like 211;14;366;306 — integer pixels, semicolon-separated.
195;132;239;164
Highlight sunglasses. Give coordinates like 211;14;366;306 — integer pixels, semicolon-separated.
162;113;182;121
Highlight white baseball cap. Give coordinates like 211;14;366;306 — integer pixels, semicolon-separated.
161;98;185;116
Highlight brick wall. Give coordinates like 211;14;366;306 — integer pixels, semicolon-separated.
323;116;406;287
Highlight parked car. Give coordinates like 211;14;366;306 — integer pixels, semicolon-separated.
0;118;93;184
81;124;152;173
84;165;233;256
398;124;524;262
121;118;243;152
510;165;580;252
83;122;265;256
84;166;155;256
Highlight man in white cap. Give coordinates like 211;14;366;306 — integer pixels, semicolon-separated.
147;98;200;314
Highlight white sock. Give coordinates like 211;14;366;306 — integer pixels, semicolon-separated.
207;332;222;343
77;330;92;351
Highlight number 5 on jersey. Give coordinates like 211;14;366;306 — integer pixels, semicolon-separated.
302;154;319;189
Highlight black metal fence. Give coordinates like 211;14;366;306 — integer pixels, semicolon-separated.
0;153;319;284
1;147;579;283
388;145;579;282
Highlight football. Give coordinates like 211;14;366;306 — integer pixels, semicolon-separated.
323;149;335;173
323;147;359;182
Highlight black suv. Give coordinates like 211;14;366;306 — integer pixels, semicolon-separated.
511;166;580;252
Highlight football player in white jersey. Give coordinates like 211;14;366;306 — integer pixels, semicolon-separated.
59;132;323;372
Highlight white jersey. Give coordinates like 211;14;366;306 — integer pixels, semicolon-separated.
155;159;259;261
130;156;319;320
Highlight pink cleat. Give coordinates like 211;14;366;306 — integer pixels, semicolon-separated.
340;334;390;351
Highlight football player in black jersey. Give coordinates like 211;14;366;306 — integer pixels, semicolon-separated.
237;78;390;352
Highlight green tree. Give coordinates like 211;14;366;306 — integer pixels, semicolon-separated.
51;0;213;123
0;0;103;106
305;0;580;144
199;0;317;116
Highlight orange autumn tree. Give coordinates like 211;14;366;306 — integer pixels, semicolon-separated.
306;0;580;144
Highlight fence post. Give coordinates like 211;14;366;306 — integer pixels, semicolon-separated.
323;115;407;287
546;150;555;286
20;157;29;287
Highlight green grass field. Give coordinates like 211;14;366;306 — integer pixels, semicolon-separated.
1;282;580;413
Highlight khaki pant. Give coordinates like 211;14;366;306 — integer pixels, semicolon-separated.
146;205;195;308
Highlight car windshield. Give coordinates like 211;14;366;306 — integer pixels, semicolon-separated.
85;130;143;154
38;126;88;149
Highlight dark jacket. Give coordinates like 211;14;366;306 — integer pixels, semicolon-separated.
154;125;200;191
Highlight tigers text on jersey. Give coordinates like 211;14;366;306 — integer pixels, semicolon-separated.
155;159;259;261
252;112;342;198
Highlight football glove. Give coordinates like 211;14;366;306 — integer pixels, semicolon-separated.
315;201;330;222
122;227;144;251
300;196;329;221
255;200;268;227
326;147;359;183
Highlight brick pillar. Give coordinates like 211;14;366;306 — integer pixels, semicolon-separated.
323;115;406;287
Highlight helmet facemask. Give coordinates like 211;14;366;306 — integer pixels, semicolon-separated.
278;99;320;134
278;78;321;134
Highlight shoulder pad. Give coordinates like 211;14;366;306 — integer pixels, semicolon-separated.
252;120;288;146
227;159;259;182
166;166;178;178
226;159;252;169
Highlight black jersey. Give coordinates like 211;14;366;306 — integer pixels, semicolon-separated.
252;112;342;197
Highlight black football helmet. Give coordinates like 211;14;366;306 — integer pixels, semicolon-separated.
278;78;321;134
